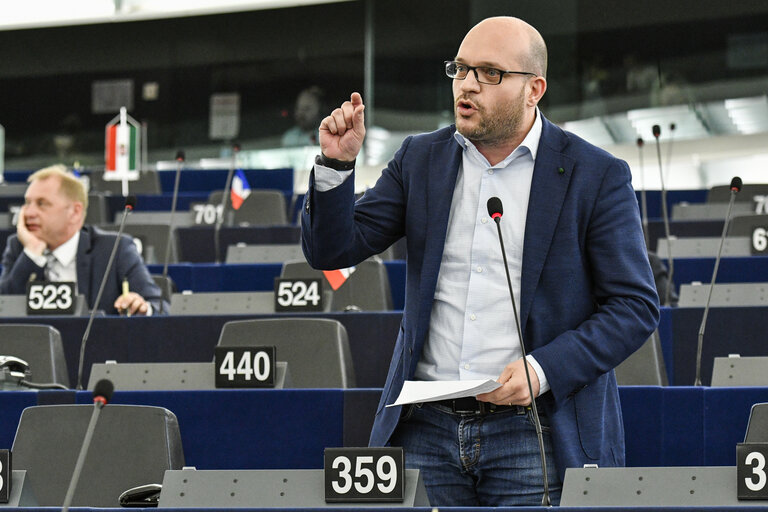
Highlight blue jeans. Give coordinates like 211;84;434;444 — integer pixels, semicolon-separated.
389;402;561;507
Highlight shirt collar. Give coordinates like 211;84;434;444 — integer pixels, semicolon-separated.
51;230;80;266
453;107;543;165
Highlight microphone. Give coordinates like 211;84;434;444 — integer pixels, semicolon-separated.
486;196;550;506
75;196;136;390
694;176;742;386
666;122;676;183
652;124;674;305
61;379;115;512
214;143;240;263
161;150;185;291
636;137;649;249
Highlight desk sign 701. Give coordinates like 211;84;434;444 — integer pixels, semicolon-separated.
324;447;404;503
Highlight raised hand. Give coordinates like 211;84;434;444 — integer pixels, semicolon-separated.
318;92;366;162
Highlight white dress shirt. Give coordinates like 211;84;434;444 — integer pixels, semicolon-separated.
313;110;549;393
25;231;80;285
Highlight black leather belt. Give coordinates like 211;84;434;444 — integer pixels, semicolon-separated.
431;396;527;415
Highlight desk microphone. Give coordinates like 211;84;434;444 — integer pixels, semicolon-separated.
75;196;135;390
214;143;240;263
487;196;550;506
162;150;184;284
636;137;649;248
61;379;115;512
694;176;742;386
653;124;674;305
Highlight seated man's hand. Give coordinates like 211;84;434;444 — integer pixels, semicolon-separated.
114;291;150;316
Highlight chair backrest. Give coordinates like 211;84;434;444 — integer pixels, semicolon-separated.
614;330;668;386
89;170;161;195
151;274;177;303
217;318;355;388
745;403;768;442
11;404;184;506
85;192;108;225
226;243;305;263
655;236;752;258
678;282;768;307
233;190;288;226
0;324;70;387
708;183;768;203
281;259;393;311
728;214;768;237
170;291;276;315
102;223;177;264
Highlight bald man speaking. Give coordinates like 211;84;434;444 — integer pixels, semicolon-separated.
301;17;659;506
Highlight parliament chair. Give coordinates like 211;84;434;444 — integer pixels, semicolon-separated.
614;330;668;386
678;282;768;307
88;169;161;195
0;324;70;387
102;223;178;264
225;243;305;263
151;274;177;303
11;404;184;507
217;317;355;388
208;189;288;226
170;291;276;315
281;258;393;311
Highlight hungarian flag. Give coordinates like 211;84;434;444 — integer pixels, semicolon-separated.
104;107;140;182
323;266;356;291
230;169;251;210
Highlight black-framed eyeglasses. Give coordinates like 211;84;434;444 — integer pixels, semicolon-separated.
445;60;537;85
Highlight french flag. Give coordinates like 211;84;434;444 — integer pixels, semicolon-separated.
230;169;251;210
323;266;356;291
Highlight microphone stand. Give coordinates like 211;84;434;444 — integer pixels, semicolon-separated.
491;213;550;507
637;137;649;249
214;143;239;263
694;179;741;386
653;125;674;306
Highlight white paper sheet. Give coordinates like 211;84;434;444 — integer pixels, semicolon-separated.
386;379;502;407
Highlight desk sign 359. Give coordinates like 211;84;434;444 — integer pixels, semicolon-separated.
324;447;404;503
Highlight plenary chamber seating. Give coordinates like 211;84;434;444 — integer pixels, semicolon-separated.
208;189;288;226
281;258;393;312
102;223;179;264
11;404;184;506
170;291;276;315
226;243;305;263
0;324;70;387
217;317;355;388
678;282;768;307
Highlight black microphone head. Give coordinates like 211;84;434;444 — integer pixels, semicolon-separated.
670;122;676;131
175;150;185;162
487;197;503;221
636;137;644;147
93;379;114;404
124;195;137;210
731;176;742;192
652;124;661;138
232;142;241;152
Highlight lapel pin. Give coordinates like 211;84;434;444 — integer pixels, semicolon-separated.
558;167;565;174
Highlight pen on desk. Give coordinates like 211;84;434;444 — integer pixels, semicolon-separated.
122;278;131;317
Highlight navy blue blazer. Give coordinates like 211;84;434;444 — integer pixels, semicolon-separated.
301;115;660;479
0;225;166;315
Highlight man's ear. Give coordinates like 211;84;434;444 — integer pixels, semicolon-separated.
71;201;85;222
527;76;547;107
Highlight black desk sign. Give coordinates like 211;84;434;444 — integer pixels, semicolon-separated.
324;447;404;503
26;281;76;315
274;278;323;312
214;346;275;388
738;443;768;499
0;449;10;503
751;227;768;255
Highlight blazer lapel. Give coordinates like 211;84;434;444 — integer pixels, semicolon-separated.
415;136;462;345
520;118;574;336
76;227;94;301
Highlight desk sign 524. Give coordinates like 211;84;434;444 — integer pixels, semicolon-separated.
324;447;404;503
274;278;323;312
214;346;275;388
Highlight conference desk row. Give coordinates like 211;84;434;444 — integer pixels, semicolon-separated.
0;304;764;395
0;385;766;472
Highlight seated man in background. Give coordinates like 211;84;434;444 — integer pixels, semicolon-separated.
0;165;165;315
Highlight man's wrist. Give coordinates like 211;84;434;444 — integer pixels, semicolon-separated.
316;153;356;171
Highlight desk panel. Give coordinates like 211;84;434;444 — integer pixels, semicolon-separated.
0;313;402;391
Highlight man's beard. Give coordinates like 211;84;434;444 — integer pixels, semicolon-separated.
455;88;525;147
